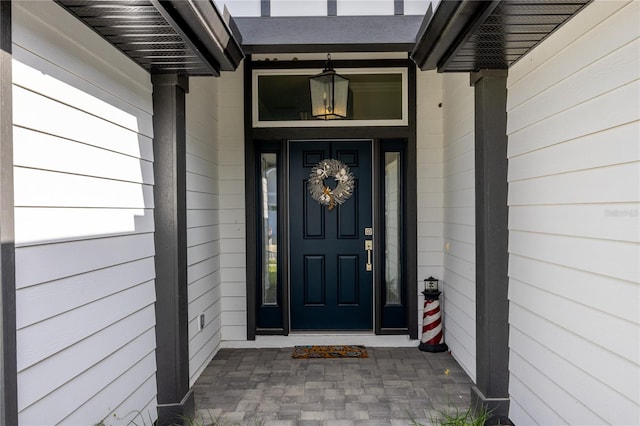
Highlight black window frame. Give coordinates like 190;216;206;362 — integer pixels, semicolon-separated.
254;141;287;332
378;139;408;331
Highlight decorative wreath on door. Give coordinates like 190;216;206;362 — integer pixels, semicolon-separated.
309;159;355;211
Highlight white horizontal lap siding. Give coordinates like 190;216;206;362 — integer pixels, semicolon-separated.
217;66;247;343
506;1;640;424
13;1;157;425
186;77;223;386
416;70;444;335
218;66;247;341
441;73;476;381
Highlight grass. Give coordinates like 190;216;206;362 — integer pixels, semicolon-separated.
410;403;493;426
408;367;494;426
177;413;264;426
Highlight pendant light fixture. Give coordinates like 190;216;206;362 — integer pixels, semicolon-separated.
309;54;349;120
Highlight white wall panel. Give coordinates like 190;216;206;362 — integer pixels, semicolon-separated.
188;209;218;228
510;229;637;285
509;324;637;425
440;301;475;377
15;234;155;288
509;255;638;324
415;71;445;333
404;0;431;16
106;378;157;426
14;127;153;185
12;49;152;136
221;280;246;298
186;77;224;386
217;194;246;210
187;152;218;177
508;39;639;133
189;242;219;266
188;172;217;193
510;203;639;242
12;3;151;111
13;1;157;424
508;121;639;182
508;81;639;158
17;280;155;372
507;1;634;102
271;0;326;16
60;352;157;426
219;163;245;180
510;278;637;364
508;374;559;425
16;258;155;329
17;306;155;412
15;207;154;246
506;1;640;423
508;349;607;425
14;85;152;161
215;0;432;17
338;0;394;15
214;0;261;17
190;274;221;308
21;334;156;425
510;301;638;402
508;162;639;206
187;191;219;211
187;225;219;247
14;168;153;208
441;72;476;381
216;67;248;343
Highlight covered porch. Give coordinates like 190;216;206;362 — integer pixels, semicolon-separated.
1;0;638;425
193;347;473;425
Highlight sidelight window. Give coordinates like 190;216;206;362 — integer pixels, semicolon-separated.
379;140;407;330
260;153;278;306
256;145;284;330
384;152;402;306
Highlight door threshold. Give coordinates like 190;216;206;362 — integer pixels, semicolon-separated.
221;334;419;349
289;330;374;335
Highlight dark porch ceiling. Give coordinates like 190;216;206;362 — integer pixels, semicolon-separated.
54;0;592;76
412;0;592;72
54;0;243;76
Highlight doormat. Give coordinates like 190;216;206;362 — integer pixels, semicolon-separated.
291;345;368;359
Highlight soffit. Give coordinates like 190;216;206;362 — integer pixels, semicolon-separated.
234;15;425;54
53;0;592;75
54;0;244;76
412;0;592;72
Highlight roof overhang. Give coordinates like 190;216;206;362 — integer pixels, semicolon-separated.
411;0;592;72
55;0;244;76
234;15;426;54
54;0;593;75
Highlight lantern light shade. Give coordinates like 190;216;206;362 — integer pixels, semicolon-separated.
424;276;439;292
309;54;349;120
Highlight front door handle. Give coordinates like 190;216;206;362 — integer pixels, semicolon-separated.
365;240;373;271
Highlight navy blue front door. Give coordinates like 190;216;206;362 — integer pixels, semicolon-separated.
289;141;373;330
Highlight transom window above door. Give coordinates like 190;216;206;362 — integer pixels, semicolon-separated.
253;68;408;127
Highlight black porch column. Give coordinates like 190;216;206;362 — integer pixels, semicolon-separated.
470;70;510;421
0;1;18;424
151;74;193;426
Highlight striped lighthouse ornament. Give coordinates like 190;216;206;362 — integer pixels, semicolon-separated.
419;277;449;353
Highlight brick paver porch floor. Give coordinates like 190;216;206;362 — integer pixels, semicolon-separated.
192;347;473;426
